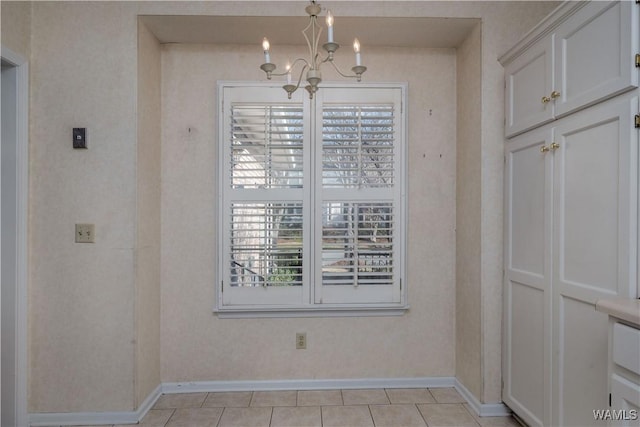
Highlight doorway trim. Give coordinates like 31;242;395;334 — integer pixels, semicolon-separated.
2;45;29;427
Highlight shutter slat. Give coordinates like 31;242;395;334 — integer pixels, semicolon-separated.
229;201;303;288
321;201;394;287
322;104;395;189
231;104;304;189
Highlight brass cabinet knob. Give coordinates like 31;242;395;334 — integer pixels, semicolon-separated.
551;90;561;99
540;145;550;153
542;96;551;104
550;142;560;150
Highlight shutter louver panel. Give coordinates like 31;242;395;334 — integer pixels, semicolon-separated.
220;84;405;311
322;105;395;188
321;202;394;287
231;105;304;189
230;202;303;287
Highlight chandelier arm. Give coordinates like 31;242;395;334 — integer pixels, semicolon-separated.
283;63;310;98
295;63;310;88
267;70;291;77
269;58;311;78
328;60;360;79
291;57;311;70
319;52;333;65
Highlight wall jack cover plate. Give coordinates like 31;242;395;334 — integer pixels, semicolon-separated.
73;128;87;149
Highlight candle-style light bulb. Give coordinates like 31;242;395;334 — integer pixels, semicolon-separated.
262;37;271;63
326;11;334;43
353;38;361;66
286;62;292;84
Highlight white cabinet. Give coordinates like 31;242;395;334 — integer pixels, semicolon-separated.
502;2;639;425
504;1;638;137
551;96;638;427
504;127;553;427
595;300;640;427
505;35;555;136
504;94;639;427
610;322;640;426
610;374;640;427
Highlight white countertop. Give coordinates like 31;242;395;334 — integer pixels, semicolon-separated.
596;297;640;328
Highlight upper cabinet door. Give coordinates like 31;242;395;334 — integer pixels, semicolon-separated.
553;1;638;118
503;1;639;138
505;35;555;138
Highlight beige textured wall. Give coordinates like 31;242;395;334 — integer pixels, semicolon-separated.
161;44;457;382
29;1;138;412
456;22;483;401
25;0;561;413
1;1;31;57
136;21;162;407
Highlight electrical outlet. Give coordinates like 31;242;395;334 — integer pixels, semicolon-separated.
75;223;95;243
296;332;307;350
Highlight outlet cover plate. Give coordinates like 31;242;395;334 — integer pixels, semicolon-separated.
296;332;307;349
75;223;95;243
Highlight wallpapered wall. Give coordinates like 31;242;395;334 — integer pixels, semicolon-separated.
0;0;558;413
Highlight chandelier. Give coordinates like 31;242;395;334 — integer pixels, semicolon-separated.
260;1;367;99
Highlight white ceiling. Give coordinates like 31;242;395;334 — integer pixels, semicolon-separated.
140;15;479;48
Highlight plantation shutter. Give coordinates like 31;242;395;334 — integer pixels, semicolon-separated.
315;87;404;305
217;84;406;313
221;86;310;306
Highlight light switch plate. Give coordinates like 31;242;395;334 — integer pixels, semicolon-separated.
75;223;95;243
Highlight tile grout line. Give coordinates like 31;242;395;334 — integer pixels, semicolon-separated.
162;408;176;427
215;406;226;427
367;404;376;427
416;403;430;427
461;401;482;426
425;388;436;403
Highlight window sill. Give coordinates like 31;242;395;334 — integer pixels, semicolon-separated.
214;304;410;319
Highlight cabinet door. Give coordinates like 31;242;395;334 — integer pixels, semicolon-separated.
553;1;638;118
503;127;554;427
610;374;640;427
552;95;638;427
505;35;555;138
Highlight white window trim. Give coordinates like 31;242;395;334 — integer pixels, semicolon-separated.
215;81;408;318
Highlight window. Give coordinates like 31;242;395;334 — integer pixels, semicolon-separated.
217;83;406;316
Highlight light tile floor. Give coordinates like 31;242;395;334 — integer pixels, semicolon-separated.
63;388;522;427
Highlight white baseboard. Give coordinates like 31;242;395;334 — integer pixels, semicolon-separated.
137;383;164;419
454;378;511;417
28;384;162;427
28;377;511;425
162;376;456;394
